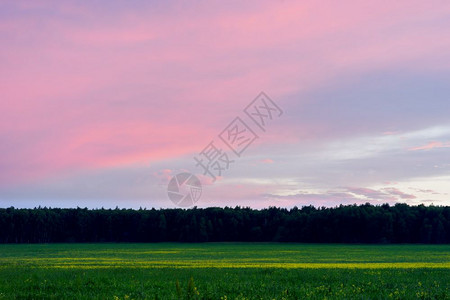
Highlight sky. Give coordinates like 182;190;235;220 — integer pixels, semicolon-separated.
1;0;450;209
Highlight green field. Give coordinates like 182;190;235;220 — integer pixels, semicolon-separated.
0;243;449;299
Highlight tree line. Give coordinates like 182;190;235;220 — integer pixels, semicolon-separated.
0;203;449;243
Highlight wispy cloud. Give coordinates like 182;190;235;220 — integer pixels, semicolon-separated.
1;1;450;207
409;141;450;151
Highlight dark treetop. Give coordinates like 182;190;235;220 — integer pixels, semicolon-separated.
0;203;449;243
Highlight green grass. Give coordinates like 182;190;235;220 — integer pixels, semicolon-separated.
0;243;449;299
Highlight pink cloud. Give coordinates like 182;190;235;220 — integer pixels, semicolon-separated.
409;141;450;151
196;174;219;186
2;0;450;190
261;159;274;164
382;131;400;136
0;120;213;185
154;169;173;184
381;188;416;200
346;187;388;199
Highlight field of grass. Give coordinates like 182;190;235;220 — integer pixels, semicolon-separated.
0;243;449;299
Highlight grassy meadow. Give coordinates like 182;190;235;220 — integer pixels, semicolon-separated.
0;243;449;299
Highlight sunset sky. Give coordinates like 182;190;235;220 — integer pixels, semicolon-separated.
1;1;450;208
